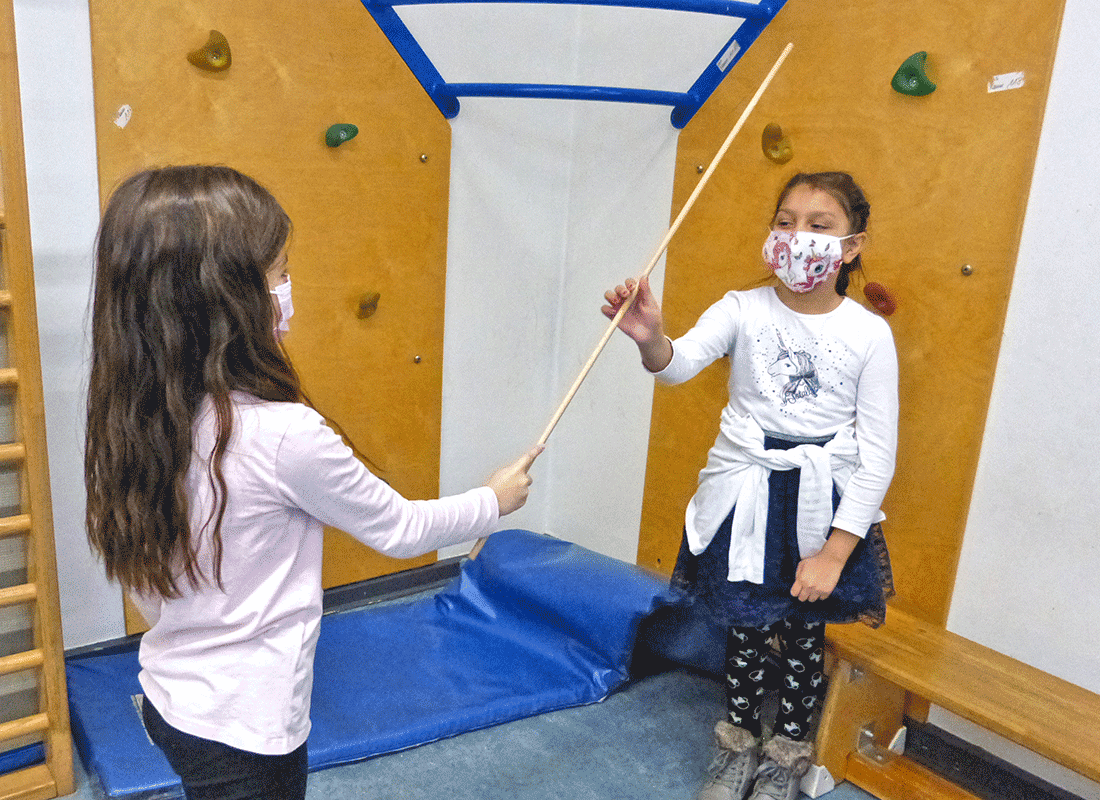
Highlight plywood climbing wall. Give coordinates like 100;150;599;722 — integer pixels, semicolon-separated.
638;0;1066;625
87;0;452;628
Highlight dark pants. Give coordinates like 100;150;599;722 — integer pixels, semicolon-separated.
142;697;308;800
724;617;826;741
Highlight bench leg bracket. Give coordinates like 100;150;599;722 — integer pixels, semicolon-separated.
816;658;907;781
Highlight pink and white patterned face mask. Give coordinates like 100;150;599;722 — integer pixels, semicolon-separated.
762;230;853;293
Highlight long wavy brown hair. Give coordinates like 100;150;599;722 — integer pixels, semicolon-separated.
86;165;299;599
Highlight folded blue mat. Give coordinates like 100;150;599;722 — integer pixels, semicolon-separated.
68;530;681;799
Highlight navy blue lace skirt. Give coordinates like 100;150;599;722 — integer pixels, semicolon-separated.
670;435;894;629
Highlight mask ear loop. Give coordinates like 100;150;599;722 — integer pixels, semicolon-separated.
270;278;293;337
838;230;865;265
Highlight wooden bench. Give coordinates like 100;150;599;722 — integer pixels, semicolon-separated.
814;606;1100;799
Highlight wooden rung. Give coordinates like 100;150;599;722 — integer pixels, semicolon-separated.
0;713;49;744
0;763;58;800
0;514;31;538
0;442;24;463
0;648;43;676
0;582;36;608
0;367;17;385
0;289;12;306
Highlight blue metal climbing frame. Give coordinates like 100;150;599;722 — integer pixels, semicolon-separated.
360;0;787;128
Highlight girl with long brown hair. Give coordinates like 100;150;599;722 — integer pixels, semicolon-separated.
85;165;540;799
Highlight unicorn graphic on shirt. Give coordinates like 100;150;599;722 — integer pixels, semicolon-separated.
768;331;819;404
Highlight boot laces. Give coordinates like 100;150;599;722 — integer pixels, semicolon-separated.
751;760;795;799
707;748;755;787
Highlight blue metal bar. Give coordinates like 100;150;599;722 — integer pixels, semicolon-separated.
363;2;462;117
444;83;692;107
670;0;785;127
360;0;788;126
380;0;772;19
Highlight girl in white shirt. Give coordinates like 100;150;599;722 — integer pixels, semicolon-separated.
85;165;540;800
603;172;897;800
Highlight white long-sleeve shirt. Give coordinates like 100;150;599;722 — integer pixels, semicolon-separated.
653;287;898;582
131;393;498;755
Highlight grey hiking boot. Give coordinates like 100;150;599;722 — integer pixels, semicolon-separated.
747;735;813;800
697;721;760;800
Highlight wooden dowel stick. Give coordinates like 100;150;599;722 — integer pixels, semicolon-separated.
536;41;793;448
470;43;793;561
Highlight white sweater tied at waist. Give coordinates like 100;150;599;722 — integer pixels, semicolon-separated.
685;409;869;584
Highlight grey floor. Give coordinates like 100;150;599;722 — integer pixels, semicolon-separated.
64;667;878;800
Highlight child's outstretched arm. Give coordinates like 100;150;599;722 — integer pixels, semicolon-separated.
601;276;673;373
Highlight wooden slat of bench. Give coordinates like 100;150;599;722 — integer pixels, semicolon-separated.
826;608;1100;784
845;751;981;800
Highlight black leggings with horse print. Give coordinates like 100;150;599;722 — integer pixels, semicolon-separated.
724;617;825;742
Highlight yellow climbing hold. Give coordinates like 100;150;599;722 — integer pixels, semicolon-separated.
761;123;793;165
188;30;232;72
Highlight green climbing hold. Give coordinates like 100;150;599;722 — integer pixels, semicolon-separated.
892;52;936;96
188;30;232;72
326;124;359;147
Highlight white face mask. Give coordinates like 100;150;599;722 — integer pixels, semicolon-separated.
270;278;293;338
762;230;854;293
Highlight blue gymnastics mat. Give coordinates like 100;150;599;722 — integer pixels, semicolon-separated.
67;530;692;799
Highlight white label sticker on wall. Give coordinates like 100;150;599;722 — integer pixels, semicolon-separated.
114;104;133;129
717;41;742;72
988;72;1025;93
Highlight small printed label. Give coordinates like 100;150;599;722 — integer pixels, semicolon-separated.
114;104;132;128
717;41;742;72
988;71;1025;93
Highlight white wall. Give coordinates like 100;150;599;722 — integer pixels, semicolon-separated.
438;97;677;563
13;0;119;648
933;0;1100;795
